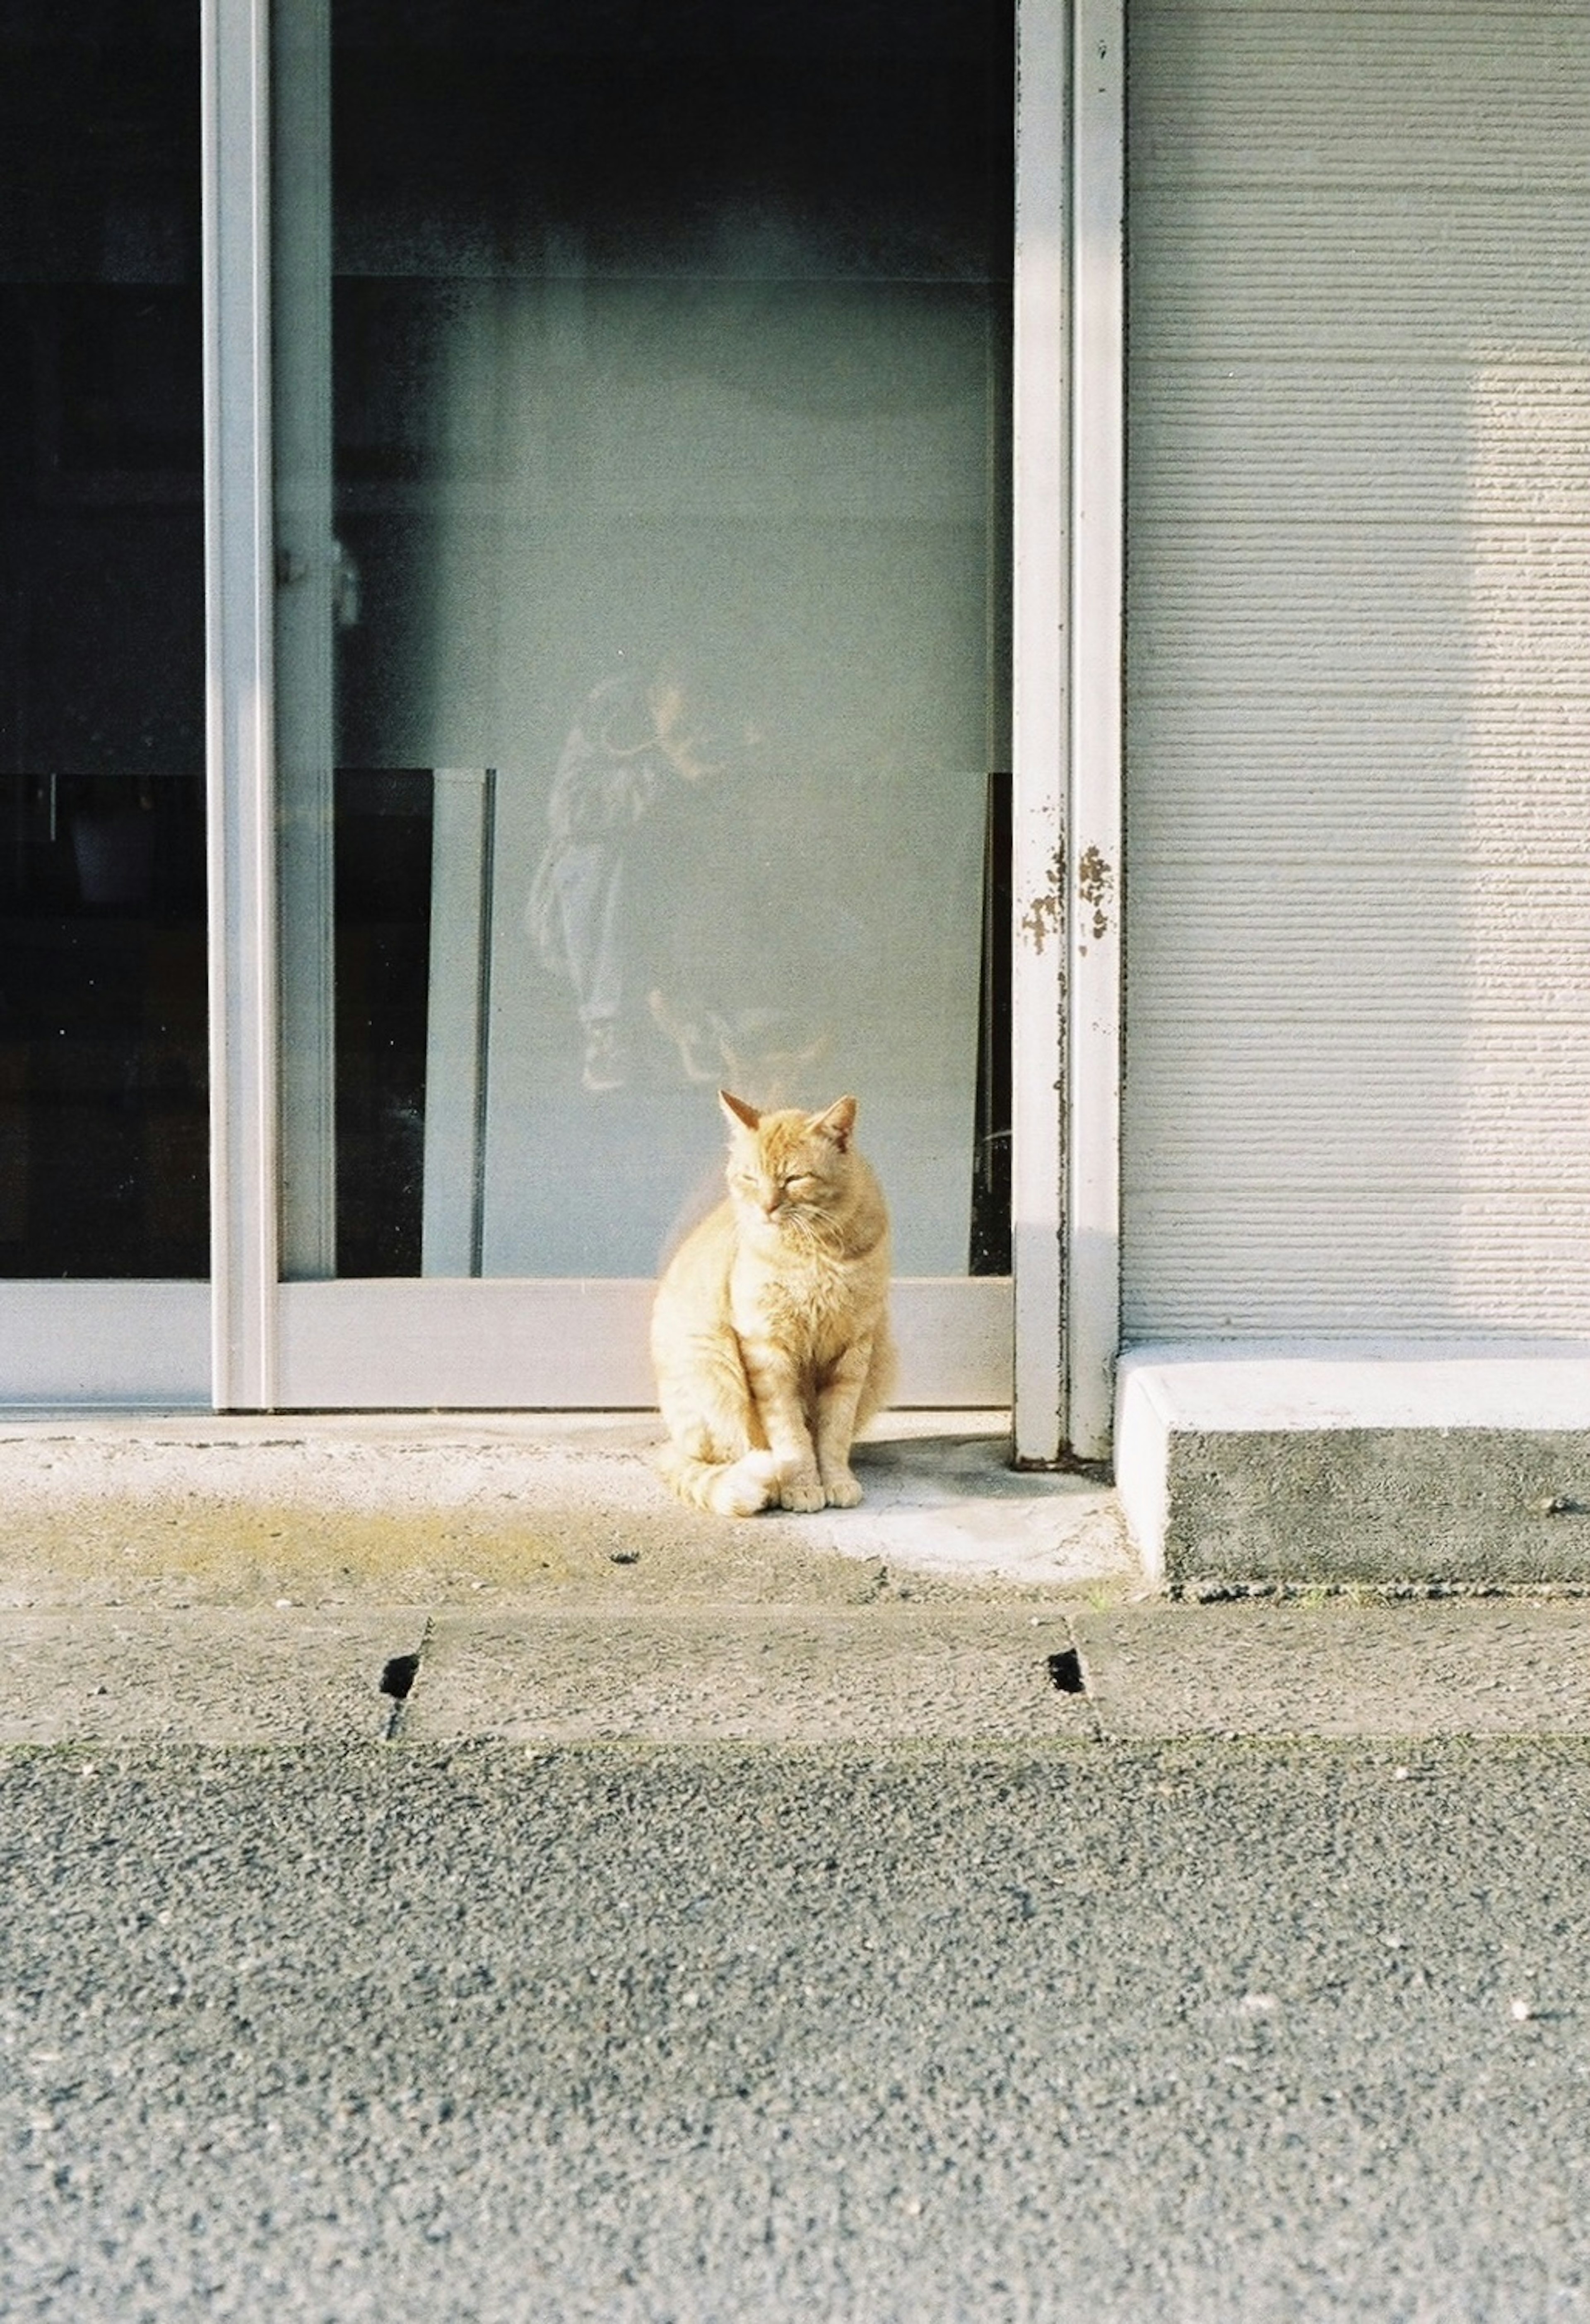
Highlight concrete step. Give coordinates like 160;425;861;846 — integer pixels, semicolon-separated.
1118;1346;1590;1584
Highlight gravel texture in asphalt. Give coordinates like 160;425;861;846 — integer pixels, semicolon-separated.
3;1737;1588;2322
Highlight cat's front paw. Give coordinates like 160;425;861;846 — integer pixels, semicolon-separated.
778;1472;827;1513
821;1469;864;1509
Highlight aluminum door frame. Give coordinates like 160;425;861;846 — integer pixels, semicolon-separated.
180;0;1122;1433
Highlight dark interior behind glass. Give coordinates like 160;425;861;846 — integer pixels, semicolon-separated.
0;3;206;1278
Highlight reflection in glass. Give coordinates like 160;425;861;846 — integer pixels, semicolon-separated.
0;4;207;1277
279;0;1012;1280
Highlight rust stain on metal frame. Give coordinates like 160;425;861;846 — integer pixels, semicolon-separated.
1077;844;1113;942
1020;846;1065;954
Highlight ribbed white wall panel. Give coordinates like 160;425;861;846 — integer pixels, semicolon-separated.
1124;1;1590;1338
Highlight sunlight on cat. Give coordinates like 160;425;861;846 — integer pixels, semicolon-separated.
651;1091;895;1516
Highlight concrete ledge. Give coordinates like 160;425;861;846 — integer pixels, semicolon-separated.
0;1605;1095;1745
1117;1345;1590;1585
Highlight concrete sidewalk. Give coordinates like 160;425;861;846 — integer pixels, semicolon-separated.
4;1410;1590;1747
0;1410;1128;1605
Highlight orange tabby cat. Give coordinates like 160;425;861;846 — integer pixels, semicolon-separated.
652;1091;896;1516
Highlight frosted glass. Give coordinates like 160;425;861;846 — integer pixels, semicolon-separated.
284;0;1012;1279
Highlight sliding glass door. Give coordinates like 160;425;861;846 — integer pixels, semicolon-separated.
0;0;1034;1413
267;0;1016;1405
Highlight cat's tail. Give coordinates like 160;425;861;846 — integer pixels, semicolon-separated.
658;1444;780;1518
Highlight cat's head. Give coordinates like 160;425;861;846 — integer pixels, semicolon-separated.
719;1091;858;1234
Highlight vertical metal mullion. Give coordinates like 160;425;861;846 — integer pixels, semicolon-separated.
274;0;339;1281
421;769;496;1279
1067;0;1124;1460
203;0;279;1408
1012;0;1070;1462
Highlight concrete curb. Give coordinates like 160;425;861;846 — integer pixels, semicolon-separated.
6;1598;1590;1745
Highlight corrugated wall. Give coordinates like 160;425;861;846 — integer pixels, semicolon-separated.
1123;1;1590;1338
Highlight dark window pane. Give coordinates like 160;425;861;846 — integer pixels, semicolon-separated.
0;3;207;1278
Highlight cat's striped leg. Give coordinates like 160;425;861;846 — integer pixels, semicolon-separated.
655;1344;778;1517
812;1332;875;1509
739;1341;826;1512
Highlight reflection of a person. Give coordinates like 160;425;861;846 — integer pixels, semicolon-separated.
526;661;732;1092
530;652;874;1100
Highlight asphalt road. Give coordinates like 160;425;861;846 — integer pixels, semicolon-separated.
3;1737;1589;2322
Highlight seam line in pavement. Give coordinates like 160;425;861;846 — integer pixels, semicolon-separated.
379;1616;433;1743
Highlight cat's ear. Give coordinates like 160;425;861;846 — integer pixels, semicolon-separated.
810;1095;858;1151
719;1089;761;1135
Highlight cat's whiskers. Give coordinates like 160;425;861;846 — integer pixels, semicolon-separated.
800;1212;846;1257
767;1199;843;1255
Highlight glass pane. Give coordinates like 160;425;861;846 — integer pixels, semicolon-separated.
277;0;1011;1282
0;2;207;1279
